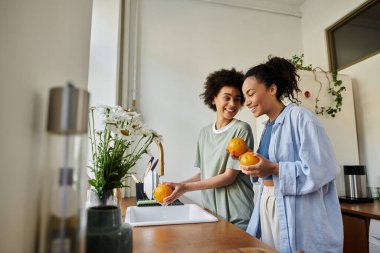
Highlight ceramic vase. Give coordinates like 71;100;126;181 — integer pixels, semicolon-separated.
86;206;132;253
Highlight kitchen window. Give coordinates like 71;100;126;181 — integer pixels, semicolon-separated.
326;0;380;71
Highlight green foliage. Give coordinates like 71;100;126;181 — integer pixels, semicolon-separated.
289;54;346;117
290;54;313;71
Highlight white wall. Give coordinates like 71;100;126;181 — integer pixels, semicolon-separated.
342;55;380;186
301;0;365;69
130;0;302;204
299;71;359;195
88;0;121;106
0;0;93;252
301;0;380;187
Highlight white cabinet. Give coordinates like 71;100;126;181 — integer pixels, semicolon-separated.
369;219;380;253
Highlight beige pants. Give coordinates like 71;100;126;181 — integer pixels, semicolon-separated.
260;185;280;249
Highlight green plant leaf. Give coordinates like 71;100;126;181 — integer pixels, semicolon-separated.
88;179;97;187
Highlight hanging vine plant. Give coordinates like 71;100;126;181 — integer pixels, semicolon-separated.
288;54;346;118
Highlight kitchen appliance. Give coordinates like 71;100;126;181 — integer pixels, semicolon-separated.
339;165;373;203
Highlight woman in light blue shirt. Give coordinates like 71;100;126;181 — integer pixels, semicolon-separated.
241;56;343;252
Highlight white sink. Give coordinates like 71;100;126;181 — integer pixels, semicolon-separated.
125;204;218;227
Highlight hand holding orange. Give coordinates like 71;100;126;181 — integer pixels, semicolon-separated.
153;184;173;204
240;151;260;167
226;137;248;157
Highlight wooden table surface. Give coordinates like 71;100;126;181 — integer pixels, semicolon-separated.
120;198;277;253
340;200;380;219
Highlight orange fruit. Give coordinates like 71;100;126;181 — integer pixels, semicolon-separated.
226;138;248;157
153;184;173;204
240;152;259;166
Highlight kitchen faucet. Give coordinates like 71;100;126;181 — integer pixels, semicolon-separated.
157;142;164;177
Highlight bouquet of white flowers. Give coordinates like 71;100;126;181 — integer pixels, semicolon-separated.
88;105;162;205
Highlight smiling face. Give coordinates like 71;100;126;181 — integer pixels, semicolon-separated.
242;76;277;118
213;86;242;122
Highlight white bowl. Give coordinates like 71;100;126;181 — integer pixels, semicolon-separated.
125;204;218;227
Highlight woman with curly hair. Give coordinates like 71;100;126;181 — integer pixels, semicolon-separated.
240;56;343;252
164;68;255;230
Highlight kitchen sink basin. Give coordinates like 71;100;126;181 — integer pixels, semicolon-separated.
125;204;218;227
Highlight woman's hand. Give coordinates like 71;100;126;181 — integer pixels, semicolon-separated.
162;182;188;204
240;153;279;178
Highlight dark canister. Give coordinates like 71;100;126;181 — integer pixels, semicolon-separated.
344;165;368;198
86;206;132;253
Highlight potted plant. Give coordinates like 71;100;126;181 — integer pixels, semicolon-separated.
86;105;162;253
88;105;162;205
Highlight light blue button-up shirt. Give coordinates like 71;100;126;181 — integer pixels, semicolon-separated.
246;103;343;253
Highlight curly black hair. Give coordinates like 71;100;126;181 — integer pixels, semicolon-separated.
244;56;300;103
200;68;245;111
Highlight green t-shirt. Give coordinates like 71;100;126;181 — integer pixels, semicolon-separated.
194;119;254;230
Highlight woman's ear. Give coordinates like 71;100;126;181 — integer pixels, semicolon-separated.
269;84;277;96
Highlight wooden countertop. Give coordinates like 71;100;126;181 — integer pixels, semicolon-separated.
340;200;380;219
120;197;277;253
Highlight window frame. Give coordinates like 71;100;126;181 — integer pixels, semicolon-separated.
326;0;380;71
